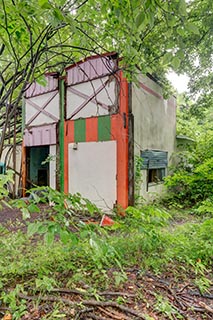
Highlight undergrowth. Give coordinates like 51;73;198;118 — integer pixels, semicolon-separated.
0;181;212;318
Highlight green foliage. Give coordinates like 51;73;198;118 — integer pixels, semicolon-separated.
1;195;213;318
12;186;101;245
0;170;14;202
134;155;145;206
194;275;212;294
194;198;213;216
165;108;213;210
1;285;27;319
164;218;213;267
165;161;213;207
154;294;183;319
35;275;57;292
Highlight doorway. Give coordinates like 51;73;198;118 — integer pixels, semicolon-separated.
26;146;49;189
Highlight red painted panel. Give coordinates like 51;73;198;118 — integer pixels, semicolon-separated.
111;71;129;210
64;120;74;193
65;121;74;142
86;118;98;142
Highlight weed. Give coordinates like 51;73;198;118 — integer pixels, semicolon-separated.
42;307;67;319
0;170;14;205
154;294;183;319
194;276;212;294
134;155;145;206
113;271;128;287
35;275;57;292
1;285;27;320
0;184;213;318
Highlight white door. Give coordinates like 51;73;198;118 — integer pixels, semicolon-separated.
68;141;117;210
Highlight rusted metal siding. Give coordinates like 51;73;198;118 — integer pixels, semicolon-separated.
24;124;57;146
66;54;117;86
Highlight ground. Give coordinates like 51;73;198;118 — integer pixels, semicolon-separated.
0;204;212;320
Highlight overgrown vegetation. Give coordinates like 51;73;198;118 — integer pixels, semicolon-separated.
0;1;212;317
164;98;213;215
0;179;212;318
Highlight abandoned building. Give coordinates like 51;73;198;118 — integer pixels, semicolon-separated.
21;52;176;210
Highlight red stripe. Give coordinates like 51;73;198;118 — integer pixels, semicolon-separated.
86;118;98;141
139;81;163;100
64;120;74;193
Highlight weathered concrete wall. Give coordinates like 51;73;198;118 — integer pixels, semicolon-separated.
132;74;176;200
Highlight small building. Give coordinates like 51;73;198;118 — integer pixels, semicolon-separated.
22;53;176;210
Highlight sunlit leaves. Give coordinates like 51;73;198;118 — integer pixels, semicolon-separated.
172;56;181;70
185;22;200;35
38;0;52;10
178;0;187;16
0;0;212;147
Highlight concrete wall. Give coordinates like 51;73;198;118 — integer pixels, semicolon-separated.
132;74;176;200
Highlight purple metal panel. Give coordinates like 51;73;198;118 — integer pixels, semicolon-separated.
66;55;117;86
24;124;57;146
25;74;58;98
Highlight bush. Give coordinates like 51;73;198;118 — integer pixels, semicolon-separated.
164;126;213;209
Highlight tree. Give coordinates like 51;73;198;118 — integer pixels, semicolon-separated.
174;0;213;118
0;0;212;155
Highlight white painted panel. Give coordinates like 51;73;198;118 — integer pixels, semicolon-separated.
45;94;60;118
25;91;59;126
66;77;117;119
49;145;57;189
68;141;117;210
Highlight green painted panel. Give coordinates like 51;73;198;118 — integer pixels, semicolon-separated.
74;119;86;142
98;116;111;141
